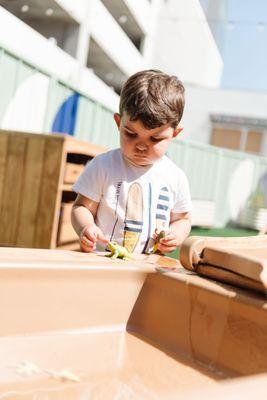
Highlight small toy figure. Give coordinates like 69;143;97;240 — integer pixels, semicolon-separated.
106;241;132;260
46;369;81;382
13;361;41;377
152;230;166;253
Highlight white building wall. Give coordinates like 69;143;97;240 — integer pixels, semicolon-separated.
0;6;119;112
0;0;225;115
122;0;152;35
182;84;267;147
90;0;146;76
55;0;88;24
0;7;77;81
56;0;223;88
149;0;223;88
56;0;148;75
141;0;162;62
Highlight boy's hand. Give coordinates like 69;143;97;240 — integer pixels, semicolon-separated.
79;224;108;252
153;229;182;253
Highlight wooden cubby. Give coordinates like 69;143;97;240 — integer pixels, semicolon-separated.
0;130;105;249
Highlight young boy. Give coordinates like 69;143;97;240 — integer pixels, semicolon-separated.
71;69;192;254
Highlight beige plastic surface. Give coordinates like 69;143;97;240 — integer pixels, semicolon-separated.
0;246;266;398
183;373;267;400
180;235;267;293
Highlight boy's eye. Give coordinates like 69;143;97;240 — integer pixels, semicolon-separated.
150;137;164;142
124;129;137;139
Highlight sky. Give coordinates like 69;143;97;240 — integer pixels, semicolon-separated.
200;0;267;92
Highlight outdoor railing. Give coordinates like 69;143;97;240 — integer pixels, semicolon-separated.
169;139;267;227
0;44;118;145
1;42;266;228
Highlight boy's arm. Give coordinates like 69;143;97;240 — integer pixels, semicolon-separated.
71;194;108;252
170;211;191;242
156;211;191;253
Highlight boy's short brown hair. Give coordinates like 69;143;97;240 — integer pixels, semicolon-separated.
119;69;185;129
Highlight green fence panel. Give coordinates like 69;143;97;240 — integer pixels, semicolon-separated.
255;158;267;188
167;139;186;167
3;42;267;228
169;140;221;201
74;96;96;141
100;110;119;149
168;139;267;227
0;50;46;128
0;51;18;124
44;80;74;132
75;99;118;148
213;151;242;226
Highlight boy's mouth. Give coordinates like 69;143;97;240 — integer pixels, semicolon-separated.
133;155;154;166
133;152;148;158
133;155;149;163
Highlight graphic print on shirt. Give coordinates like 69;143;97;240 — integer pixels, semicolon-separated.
142;182;153;254
156;186;170;232
109;181;122;242
143;185;170;254
123;182;143;252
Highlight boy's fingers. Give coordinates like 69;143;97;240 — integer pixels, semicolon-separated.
81;236;95;247
160;233;176;243
80;226;96;241
85;231;97;241
97;231;109;243
157;243;177;253
152;229;160;239
80;241;95;252
158;233;181;252
160;239;178;247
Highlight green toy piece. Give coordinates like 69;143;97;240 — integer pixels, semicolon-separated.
105;241;132;260
152;230;165;253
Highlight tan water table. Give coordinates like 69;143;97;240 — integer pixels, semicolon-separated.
0;237;266;399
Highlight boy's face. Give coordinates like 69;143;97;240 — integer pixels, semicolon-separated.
114;113;182;166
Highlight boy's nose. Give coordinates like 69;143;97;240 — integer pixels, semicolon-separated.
136;142;147;151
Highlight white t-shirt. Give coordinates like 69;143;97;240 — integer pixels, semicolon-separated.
73;148;192;253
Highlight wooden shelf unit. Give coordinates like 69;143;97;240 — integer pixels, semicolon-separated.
0;130;105;249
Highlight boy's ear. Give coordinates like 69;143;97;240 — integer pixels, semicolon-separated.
114;113;121;128
172;126;183;138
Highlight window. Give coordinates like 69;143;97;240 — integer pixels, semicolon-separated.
245;131;262;153
211;126;263;154
211;128;241;150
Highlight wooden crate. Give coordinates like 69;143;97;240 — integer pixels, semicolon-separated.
0;130;105;249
